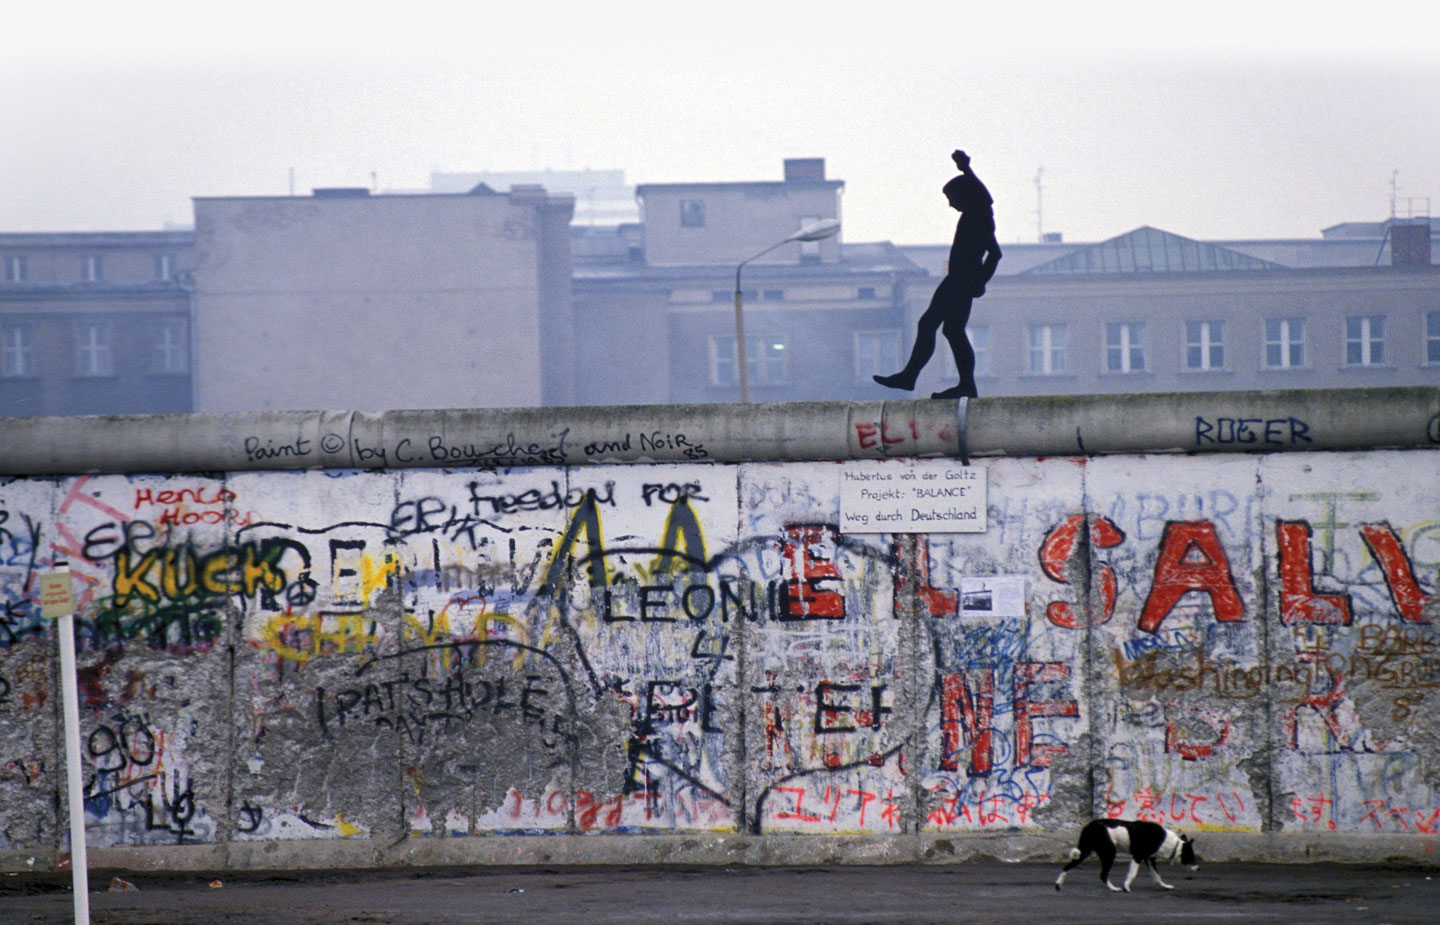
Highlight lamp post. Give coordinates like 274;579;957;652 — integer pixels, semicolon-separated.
733;218;841;402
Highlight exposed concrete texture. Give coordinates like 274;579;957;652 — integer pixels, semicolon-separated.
1;387;1436;476
1;408;1439;872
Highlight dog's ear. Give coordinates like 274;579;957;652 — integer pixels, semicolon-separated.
1181;834;1192;843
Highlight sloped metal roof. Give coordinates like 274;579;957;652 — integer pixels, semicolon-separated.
1024;226;1287;275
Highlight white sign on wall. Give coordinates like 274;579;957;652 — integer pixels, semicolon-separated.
840;458;986;533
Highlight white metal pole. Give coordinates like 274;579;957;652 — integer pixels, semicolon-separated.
46;562;90;924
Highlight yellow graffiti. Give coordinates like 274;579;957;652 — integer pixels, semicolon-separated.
401;608;454;672
113;543;289;607
473;612;529;672
360;552;399;604
257;613;383;664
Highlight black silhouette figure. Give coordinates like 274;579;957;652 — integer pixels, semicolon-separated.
874;149;1002;398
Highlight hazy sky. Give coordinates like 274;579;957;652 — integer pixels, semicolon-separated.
4;3;1437;245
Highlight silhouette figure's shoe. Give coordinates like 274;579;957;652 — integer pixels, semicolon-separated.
931;385;979;399
873;373;916;391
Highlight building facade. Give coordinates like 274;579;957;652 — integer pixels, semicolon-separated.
573;159;932;404
191;185;575;412
0;231;196;417
575;163;1439;405
907;225;1440;398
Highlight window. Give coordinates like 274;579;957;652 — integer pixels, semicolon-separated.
3;255;26;282
1;325;36;377
1105;322;1146;373
154;320;188;374
713;289;756;303
970;325;990;377
74;321;114;376
854;330;902;382
710;334;787;387
81;255;104;282
1427;311;1440;365
680;199;705;228
1027;324;1067;375
1345;315;1386;366
762;289;784;301
857;287;877;300
1185;320;1225;371
154;254;176;281
1264;318;1306;369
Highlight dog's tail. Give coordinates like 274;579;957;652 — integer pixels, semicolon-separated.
1065;847;1081;862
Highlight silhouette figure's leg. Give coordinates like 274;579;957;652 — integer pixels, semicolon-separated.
931;296;977;399
874;278;954;391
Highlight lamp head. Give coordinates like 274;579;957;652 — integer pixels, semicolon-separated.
787;218;841;243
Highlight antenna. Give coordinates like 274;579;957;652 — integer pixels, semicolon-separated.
1034;166;1044;242
1391;169;1399;219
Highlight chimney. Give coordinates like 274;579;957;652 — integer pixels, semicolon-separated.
1390;220;1432;267
783;158;826;182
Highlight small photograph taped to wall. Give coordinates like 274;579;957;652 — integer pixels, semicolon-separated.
962;587;994;613
958;576;1026;617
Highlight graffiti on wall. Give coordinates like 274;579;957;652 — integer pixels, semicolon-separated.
0;450;1436;853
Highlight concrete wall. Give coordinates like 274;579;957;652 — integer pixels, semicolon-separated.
2;428;1438;869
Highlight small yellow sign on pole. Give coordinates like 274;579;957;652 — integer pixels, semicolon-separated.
40;570;75;619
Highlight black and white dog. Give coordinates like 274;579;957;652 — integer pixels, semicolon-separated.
1054;819;1198;892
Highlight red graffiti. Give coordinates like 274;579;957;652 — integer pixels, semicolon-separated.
853;419;920;451
1289;792;1336;830
1356;799;1440;833
928;791;1045;828
772;785;822;822
1138;521;1244;633
1039;515;1123;628
1277;520;1353;625
900;535;957;617
1107;787;1246;827
941;663;1077;774
1360;522;1434;624
770;786;892;827
1164;716;1231;760
782;525;844;619
1014;662;1078;767
1282;659;1354;749
757;672;796;773
940;670;993;774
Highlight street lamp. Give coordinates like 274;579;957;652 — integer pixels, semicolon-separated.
733;218;841;402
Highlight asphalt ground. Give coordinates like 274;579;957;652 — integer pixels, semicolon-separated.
2;860;1438;924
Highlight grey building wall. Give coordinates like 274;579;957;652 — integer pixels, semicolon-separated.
924;266;1440;398
0;232;196;417
636;163;844;268
191;188;573;413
